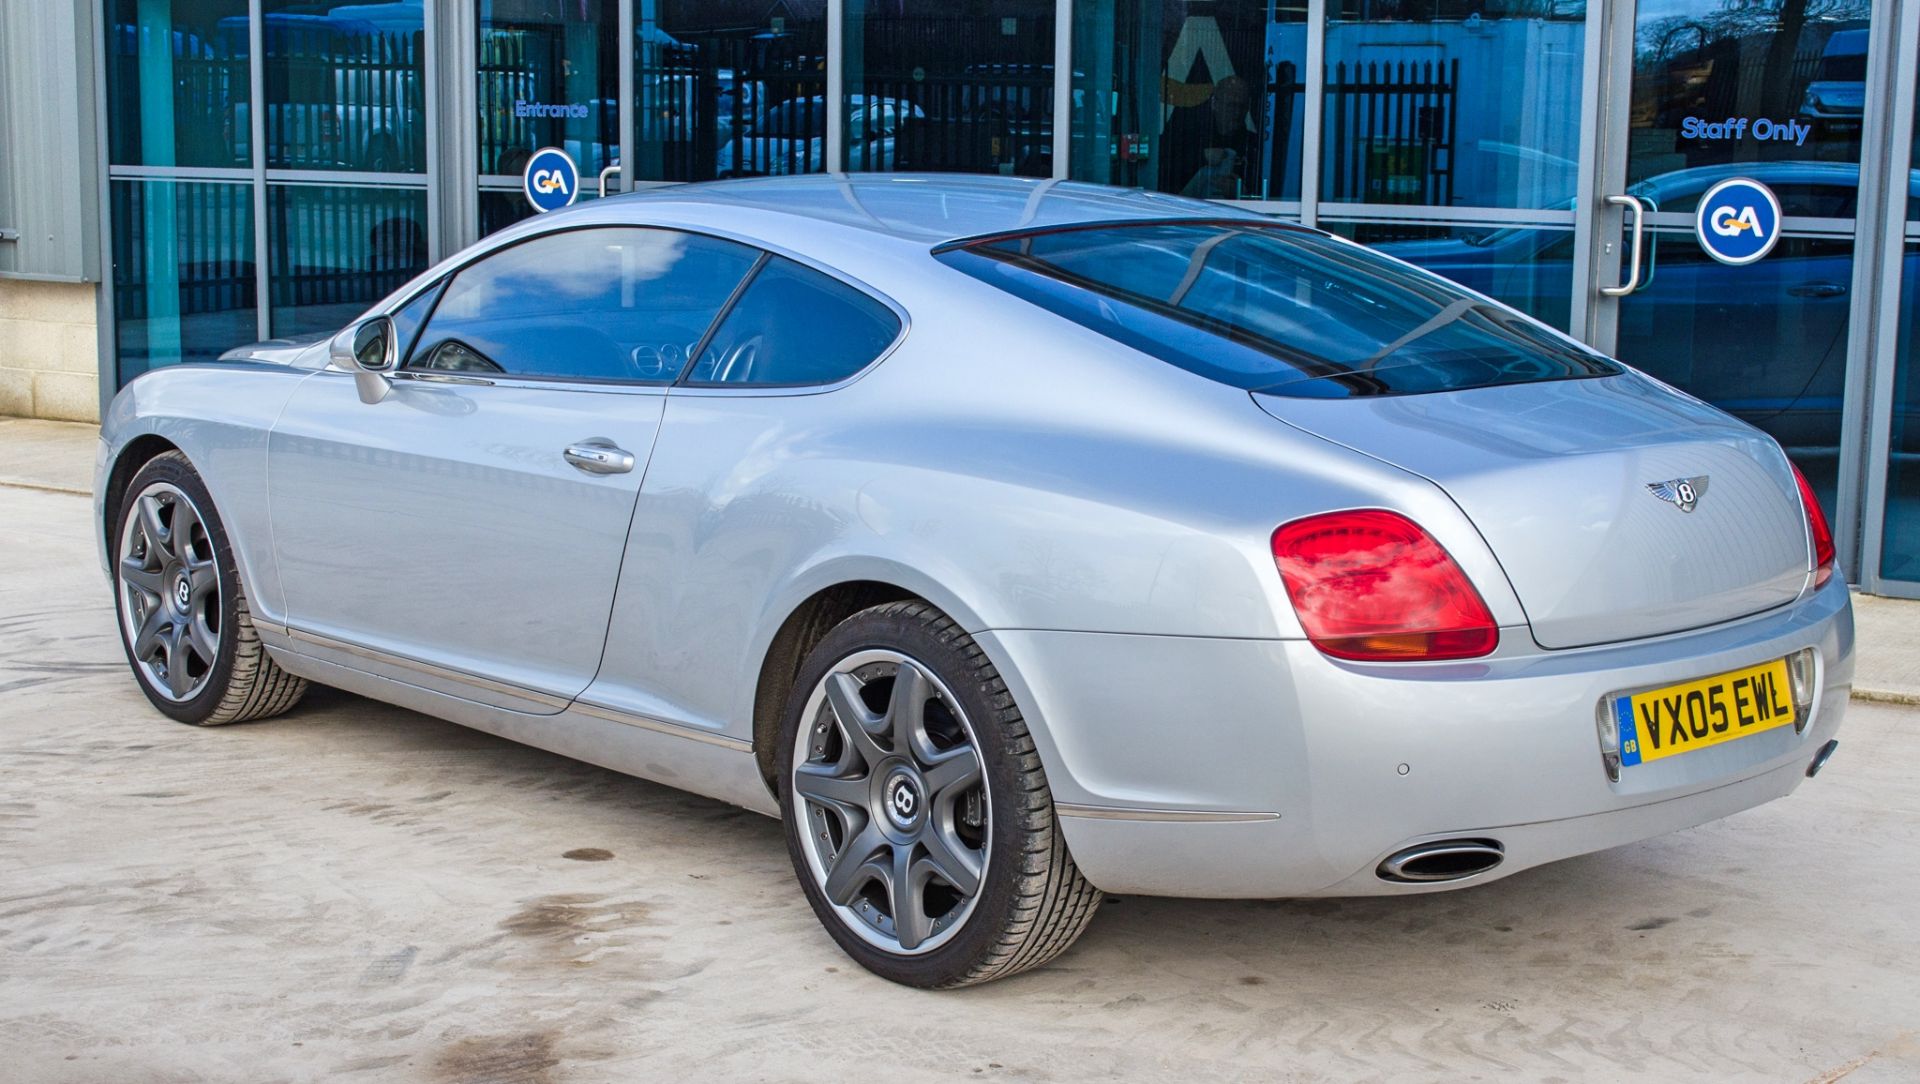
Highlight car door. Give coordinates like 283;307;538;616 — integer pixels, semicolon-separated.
267;225;761;710
584;253;906;735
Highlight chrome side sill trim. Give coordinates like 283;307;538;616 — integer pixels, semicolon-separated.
281;627;572;711
1054;803;1281;823
571;700;754;753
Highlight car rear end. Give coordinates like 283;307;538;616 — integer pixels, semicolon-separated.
939;215;1852;897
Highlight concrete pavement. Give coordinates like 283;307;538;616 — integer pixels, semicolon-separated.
0;416;94;494
3;459;1919;1081
1849;593;1920;705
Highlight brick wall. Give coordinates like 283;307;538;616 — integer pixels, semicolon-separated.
0;279;100;422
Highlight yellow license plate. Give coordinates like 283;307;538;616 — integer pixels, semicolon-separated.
1614;658;1797;768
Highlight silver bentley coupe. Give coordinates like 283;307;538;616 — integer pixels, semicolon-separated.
96;175;1852;988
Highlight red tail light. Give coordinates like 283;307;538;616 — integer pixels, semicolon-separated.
1789;462;1836;589
1271;510;1499;662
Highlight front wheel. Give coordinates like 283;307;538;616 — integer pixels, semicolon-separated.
778;601;1102;987
112;451;309;725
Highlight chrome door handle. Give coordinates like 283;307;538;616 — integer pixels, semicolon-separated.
563;439;635;475
1600;194;1646;297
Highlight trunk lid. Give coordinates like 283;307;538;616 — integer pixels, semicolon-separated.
1254;373;1811;649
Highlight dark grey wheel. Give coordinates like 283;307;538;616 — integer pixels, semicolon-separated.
117;479;221;703
791;646;989;955
779;601;1102;987
112;451;309;725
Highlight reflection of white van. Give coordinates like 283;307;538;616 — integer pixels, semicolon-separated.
1798;28;1866;136
222;13;425;171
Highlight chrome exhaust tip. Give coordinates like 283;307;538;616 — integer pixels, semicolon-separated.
1378;839;1505;884
1806;739;1839;778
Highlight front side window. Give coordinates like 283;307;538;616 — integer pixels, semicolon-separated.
686;257;902;387
408;227;758;383
936;221;1620;398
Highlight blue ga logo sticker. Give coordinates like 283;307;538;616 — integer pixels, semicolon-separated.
523;146;579;213
1695;177;1782;266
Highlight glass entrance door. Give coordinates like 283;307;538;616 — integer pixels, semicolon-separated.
476;0;620;235
1868;20;1920;594
1584;0;1877;520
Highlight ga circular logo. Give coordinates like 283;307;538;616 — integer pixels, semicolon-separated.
522;146;579;213
1695;177;1781;266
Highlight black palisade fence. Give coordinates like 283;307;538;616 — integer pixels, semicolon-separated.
1324;58;1459;207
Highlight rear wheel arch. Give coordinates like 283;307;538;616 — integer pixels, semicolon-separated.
752;580;920;796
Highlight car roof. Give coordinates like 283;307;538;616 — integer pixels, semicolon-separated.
588;173;1266;248
1823;28;1869;54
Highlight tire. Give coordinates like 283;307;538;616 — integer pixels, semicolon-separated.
111;451;309;726
777;601;1102;987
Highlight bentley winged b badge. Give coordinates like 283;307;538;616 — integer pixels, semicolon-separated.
1646;475;1709;513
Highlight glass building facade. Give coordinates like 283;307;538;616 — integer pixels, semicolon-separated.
99;0;1920;598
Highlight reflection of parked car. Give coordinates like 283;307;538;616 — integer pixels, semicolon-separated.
716;95;920;176
638;69;756;172
221;14;425;171
1798;28;1867;137
1371;161;1920;457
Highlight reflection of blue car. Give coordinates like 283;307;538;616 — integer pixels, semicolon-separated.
1371;161;1920;457
1799;28;1867;136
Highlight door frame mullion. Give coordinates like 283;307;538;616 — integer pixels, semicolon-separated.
1575;0;1635;355
1298;0;1326;228
827;0;845;171
1856;0;1920;595
620;1;636;194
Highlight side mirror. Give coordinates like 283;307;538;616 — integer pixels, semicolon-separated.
330;316;396;404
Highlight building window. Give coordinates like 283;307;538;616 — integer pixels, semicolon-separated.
259;0;426;173
842;0;1057;177
1070;0;1306;202
266;184;428;338
1322;1;1585;210
634;2;829;183
105;0;252;169
478;0;618;180
109;180;256;382
1628;7;1871;189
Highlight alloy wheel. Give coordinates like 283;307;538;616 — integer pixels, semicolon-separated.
791;649;990;955
117;481;222;702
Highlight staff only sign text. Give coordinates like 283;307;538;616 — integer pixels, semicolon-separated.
1680;115;1814;146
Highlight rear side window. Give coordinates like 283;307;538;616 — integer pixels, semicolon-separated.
685;256;901;387
407;227;758;383
935;221;1620;398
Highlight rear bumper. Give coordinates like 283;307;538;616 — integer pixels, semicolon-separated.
979;577;1852;898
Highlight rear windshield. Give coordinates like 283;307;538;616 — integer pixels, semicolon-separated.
934;221;1620;398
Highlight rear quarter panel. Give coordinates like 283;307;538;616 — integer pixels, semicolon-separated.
586;261;1526;744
